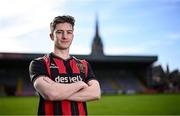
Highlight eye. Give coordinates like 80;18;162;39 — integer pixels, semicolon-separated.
67;31;73;34
56;31;63;34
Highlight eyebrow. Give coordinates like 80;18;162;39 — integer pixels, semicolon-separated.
56;29;73;32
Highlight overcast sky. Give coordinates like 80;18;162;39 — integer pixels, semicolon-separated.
0;0;179;71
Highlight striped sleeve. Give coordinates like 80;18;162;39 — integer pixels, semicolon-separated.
29;58;49;84
85;62;97;83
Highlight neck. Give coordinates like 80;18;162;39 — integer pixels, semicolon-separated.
53;48;70;60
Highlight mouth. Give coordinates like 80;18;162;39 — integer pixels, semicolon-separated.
61;41;69;43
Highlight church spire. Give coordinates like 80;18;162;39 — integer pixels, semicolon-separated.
95;16;99;37
91;15;104;56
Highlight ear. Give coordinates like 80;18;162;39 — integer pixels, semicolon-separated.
49;33;54;41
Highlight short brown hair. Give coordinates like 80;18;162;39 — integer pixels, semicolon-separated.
50;15;75;33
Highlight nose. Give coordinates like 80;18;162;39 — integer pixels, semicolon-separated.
62;32;67;39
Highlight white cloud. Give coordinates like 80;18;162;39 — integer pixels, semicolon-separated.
167;32;180;41
0;38;29;52
103;35;173;56
104;26;137;34
70;45;90;55
0;0;66;52
0;0;65;17
104;46;146;55
0;0;65;38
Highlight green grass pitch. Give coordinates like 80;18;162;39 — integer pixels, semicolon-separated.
0;94;180;115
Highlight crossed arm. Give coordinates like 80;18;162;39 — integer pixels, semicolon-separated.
33;76;101;101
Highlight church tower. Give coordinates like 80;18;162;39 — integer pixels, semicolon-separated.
91;16;104;56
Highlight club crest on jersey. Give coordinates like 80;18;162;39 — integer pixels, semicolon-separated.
77;63;85;73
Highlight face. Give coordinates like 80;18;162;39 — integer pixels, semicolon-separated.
50;22;74;50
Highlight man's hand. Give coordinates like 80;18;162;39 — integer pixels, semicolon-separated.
67;79;101;102
79;80;88;89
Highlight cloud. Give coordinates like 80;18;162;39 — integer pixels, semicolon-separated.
0;38;29;52
104;46;146;55
0;0;66;52
167;32;180;41
0;0;65;17
70;44;91;55
103;32;179;56
0;0;65;39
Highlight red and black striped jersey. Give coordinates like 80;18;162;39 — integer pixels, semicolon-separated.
29;53;97;115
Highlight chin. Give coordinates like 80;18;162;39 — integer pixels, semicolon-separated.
56;44;70;50
59;46;70;50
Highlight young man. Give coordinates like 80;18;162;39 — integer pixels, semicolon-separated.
29;15;101;115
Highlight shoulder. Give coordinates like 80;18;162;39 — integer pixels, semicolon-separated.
72;56;88;64
29;55;49;67
31;54;49;63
